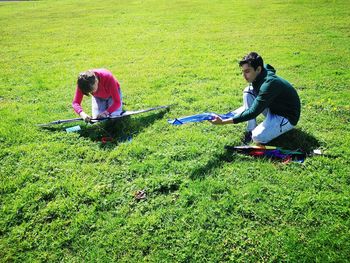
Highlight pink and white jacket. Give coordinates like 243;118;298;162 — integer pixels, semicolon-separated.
72;69;122;115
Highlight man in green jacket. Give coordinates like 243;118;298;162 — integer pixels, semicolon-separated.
211;52;301;144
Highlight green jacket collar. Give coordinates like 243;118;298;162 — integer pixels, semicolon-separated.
252;67;267;91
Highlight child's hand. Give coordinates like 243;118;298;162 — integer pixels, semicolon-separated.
97;111;109;119
80;112;91;123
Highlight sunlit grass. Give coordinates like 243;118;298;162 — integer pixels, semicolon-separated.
1;0;350;261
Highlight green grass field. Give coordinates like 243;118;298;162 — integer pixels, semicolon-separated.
1;0;350;261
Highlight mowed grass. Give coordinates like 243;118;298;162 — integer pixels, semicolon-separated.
1;0;350;261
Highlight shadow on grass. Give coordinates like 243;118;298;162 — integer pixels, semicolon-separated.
190;128;320;180
86;110;168;149
268;128;320;153
41;110;168;149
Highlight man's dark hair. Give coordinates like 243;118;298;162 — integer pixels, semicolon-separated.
77;71;97;95
239;52;264;70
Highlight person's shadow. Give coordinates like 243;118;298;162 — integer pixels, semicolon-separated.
190;128;320;180
41;109;169;149
268;128;320;153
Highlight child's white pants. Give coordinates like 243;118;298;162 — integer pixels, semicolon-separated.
91;90;123;118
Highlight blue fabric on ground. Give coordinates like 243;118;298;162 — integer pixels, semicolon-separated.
168;112;235;125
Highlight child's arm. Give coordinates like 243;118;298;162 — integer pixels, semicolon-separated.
72;87;91;122
72;87;84;114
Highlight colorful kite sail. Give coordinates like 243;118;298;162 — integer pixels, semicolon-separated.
225;145;306;163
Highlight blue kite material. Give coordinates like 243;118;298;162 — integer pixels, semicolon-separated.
168;112;235;125
66;125;81;133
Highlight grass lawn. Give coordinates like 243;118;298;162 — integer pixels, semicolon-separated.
1;0;350;261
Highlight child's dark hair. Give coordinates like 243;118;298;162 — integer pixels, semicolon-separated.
239;52;264;70
77;71;97;95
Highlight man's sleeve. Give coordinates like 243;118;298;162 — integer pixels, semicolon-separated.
232;81;280;123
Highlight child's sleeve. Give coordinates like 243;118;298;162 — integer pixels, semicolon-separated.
72;87;84;114
106;75;122;114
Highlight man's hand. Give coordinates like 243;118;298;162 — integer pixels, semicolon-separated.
80;112;92;123
210;116;234;125
96;111;109;119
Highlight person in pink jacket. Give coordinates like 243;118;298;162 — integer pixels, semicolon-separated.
72;69;123;123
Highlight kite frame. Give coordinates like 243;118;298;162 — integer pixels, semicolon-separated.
38;105;170;126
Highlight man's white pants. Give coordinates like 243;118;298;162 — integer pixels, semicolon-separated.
232;85;295;144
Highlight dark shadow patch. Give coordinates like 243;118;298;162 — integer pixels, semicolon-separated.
190;128;321;180
92;110;167;149
268;128;320;154
153;182;180;195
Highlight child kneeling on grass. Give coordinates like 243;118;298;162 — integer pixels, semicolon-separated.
210;52;301;145
72;69;123;123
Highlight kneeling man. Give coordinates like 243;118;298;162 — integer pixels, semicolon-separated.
211;52;301;144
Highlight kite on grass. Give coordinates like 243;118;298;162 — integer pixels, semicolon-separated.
168;112;235;125
225;145;306;163
38;105;170;126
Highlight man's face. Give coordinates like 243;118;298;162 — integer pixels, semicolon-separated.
241;63;261;83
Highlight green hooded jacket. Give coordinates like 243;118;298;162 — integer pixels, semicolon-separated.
232;64;301;126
